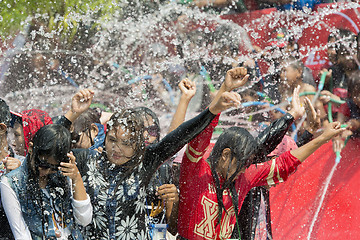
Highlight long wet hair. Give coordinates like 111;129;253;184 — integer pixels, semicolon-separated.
105;108;145;170
207;126;257;225
27;124;72;235
134;107;161;143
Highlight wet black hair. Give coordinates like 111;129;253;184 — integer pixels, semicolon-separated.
106;108;145;169
71;108;101;145
207;126;257;224
29;124;71;176
0;98;11;127
134;107;161;143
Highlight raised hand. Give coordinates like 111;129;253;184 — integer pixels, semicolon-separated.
179;78;196;100
304;97;321;134
224;67;249;92
209;91;241;115
288;85;305;120
59;152;81;183
71;89;94;114
320;122;346;143
3;157;21;172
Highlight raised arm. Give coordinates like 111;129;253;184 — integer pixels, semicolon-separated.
291;122;345;162
60;89;94;128
255;86;304;159
59;152;92;226
168;78;196;133
209;67;249;111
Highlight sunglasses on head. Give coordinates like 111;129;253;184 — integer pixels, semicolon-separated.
36;156;60;171
71;128;89;144
145;125;159;137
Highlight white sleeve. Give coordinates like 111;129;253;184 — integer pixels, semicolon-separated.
71;194;93;226
0;176;32;240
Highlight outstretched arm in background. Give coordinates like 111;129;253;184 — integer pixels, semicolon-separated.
291;122;345;162
255;86;304;159
168;78;197;133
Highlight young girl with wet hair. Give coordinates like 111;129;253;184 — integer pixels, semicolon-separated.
177;87;344;240
73;67;248;239
1;124;92;239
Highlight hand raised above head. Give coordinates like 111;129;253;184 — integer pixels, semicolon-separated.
304;97;321;134
224;67;249;92
179;78;196;100
288;85;305;120
209;91;241;115
71;89;94;114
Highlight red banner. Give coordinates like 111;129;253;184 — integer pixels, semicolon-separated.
270;138;360;239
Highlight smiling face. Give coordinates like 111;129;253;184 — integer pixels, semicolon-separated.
105;125;136;165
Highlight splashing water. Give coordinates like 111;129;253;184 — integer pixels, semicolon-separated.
1;2;360;129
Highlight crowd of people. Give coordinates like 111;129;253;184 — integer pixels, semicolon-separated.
0;43;358;239
1;2;360;239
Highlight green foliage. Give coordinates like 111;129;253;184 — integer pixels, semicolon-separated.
0;0;119;42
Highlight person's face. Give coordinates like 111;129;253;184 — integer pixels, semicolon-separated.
12;122;25;156
72;124;98;149
35;155;60;178
218;148;245;182
280;65;301;86
105;126;135;165
327;37;337;64
143;115;159;146
337;53;357;71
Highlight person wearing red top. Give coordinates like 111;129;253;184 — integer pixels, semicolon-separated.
177;87;345;240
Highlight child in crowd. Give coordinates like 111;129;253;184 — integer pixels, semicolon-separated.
1;124;92;239
10;109;53;156
72;67;248;239
0;98;23;239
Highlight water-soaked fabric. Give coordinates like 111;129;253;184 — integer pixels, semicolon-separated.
5;158;83;239
88;123;106;151
178;113;299;240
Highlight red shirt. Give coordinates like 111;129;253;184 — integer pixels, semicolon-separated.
178;116;301;240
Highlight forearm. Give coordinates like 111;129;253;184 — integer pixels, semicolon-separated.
72;176;88;201
168;95;192;133
72;194;93;226
64;109;81;123
208;84;226;113
255;113;295;159
290;135;327;162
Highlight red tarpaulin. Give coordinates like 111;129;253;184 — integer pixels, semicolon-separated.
270;138;360;239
